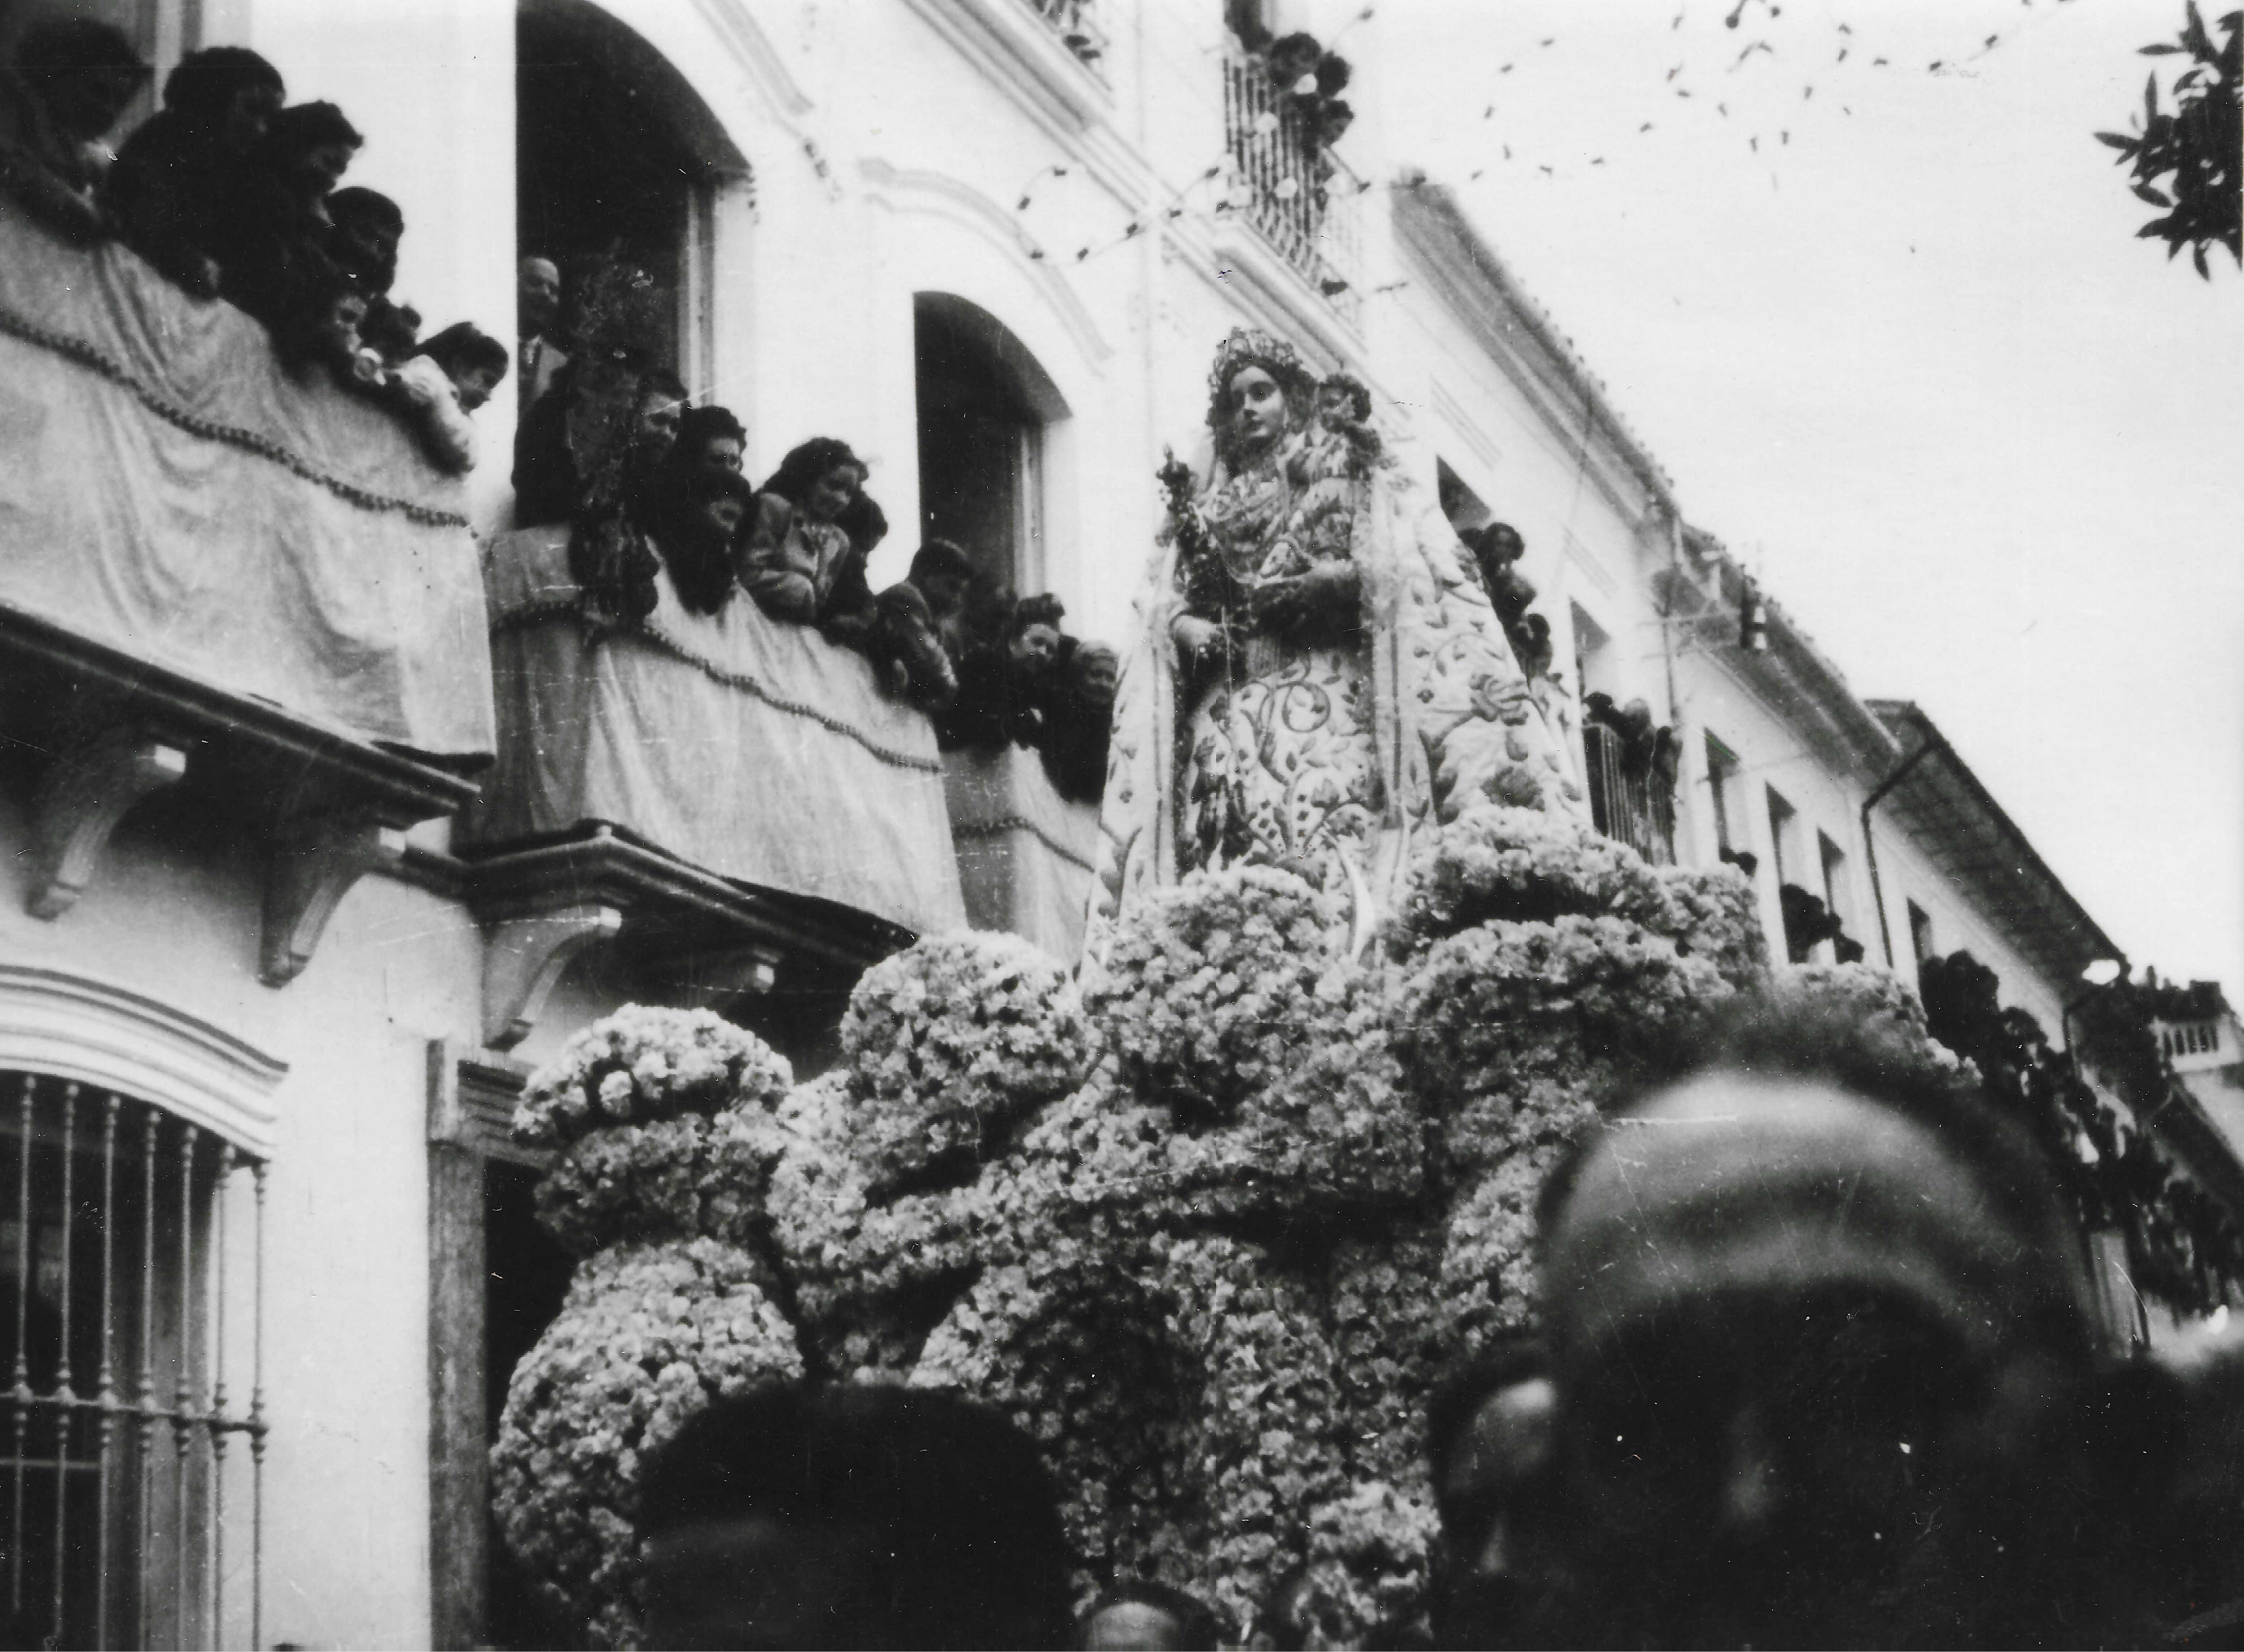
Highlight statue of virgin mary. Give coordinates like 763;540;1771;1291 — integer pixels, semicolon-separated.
1091;328;1587;948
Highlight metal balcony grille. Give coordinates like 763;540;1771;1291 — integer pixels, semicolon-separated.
0;1074;265;1650
1024;0;1105;67
1583;722;1676;865
1222;56;1363;320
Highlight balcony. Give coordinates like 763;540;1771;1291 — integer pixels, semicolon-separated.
943;743;1100;961
0;213;492;982
1222;53;1363;322
461;527;965;1021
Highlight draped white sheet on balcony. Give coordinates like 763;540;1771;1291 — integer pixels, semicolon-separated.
0;211;493;760
943;743;1098;962
472;526;966;937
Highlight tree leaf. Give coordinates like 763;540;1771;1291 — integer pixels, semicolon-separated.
2133;182;2175;205
2095;131;2140;152
2193;241;2212;277
2139;41;2185;53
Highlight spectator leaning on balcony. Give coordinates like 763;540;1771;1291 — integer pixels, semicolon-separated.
1038;637;1119;804
379;322;507;475
636;405;748;615
0;19;149;244
327;186;419;368
565;367;686;622
869;538;980;715
666;404;747;488
652;467;757;619
105;45;283;298
941;592;1066;752
737;437;872;627
216;99;362;336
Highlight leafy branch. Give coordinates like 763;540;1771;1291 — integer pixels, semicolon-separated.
2096;4;2241;278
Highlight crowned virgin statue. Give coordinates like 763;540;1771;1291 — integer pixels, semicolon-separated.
1091;328;1588;948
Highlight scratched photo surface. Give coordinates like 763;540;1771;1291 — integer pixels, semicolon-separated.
0;0;2235;1646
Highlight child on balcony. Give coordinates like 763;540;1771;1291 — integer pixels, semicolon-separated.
739;438;872;627
382;322;508;475
105;47;284;297
0;20;149;244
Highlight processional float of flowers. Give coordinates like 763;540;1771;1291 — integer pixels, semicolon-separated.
483;800;1976;1647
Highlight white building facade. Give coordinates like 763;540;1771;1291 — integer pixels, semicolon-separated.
0;0;2184;1645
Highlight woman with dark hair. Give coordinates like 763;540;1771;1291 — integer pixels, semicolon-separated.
0;19;149;243
217;99;363;329
104;45;284;296
325;187;418;365
667;405;747;485
737;437;869;626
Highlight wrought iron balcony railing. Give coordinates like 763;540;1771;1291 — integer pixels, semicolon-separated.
1583;721;1676;866
1222;54;1362;319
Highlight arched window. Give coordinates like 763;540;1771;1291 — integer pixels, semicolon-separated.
516;0;750;396
914;295;1069;597
0;1072;263;1651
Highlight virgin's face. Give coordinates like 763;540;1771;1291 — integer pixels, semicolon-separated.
1227;366;1289;452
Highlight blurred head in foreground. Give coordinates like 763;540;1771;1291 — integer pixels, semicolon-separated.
1076;1578;1220;1650
1524;996;2168;1649
1426;1333;1564;1649
637;1380;1075;1650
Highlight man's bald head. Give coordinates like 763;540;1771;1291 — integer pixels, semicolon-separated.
1525;993;2131;1648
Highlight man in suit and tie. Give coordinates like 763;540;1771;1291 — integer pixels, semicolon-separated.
517;254;568;411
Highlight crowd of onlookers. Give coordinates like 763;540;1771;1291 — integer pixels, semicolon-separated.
508;253;1116;796
0;25;507;471
0;22;1114;789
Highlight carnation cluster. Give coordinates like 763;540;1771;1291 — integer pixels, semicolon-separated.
491;812;1955;1646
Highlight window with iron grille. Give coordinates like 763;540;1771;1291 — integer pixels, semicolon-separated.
0;1073;264;1651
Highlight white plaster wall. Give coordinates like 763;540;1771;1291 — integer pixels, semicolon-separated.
0;788;483;1648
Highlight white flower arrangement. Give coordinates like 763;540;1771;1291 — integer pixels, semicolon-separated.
512;1005;793;1151
1086;866;1353;1121
489;1237;803;1647
836;931;1092;1194
1288;1481;1445;1649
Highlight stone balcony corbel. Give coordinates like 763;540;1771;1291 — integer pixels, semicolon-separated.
24;726;190;920
462;824;909;1054
0;603;479;982
260;813;411;987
